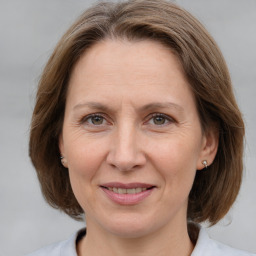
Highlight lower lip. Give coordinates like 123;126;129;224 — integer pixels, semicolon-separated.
101;187;154;205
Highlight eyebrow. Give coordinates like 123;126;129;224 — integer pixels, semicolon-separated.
73;101;184;113
73;102;112;112
139;102;184;112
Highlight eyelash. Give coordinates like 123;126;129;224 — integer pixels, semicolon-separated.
80;113;109;126
79;113;175;127
147;113;175;126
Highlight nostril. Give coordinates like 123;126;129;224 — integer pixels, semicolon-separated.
106;144;147;171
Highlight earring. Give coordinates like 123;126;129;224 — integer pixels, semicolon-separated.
60;156;67;167
202;160;208;169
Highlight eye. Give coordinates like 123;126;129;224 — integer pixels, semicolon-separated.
147;113;173;126
83;114;107;126
152;115;166;125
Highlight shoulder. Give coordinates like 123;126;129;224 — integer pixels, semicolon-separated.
192;225;256;256
26;229;86;256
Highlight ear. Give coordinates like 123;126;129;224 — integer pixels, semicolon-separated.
59;133;68;168
197;127;219;170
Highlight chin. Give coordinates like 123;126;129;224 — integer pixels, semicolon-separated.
98;213;159;239
108;225;151;239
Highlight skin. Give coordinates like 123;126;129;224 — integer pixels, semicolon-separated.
59;39;218;256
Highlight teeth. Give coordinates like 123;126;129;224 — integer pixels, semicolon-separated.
136;188;144;193
118;188;125;194
127;188;136;194
107;187;148;194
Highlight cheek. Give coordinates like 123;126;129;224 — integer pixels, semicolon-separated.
66;139;107;210
149;137;200;189
65;138;108;207
66;135;107;177
151;137;200;169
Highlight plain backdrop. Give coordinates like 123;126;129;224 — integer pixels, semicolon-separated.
0;0;255;255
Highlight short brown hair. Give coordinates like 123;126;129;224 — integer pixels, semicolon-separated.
29;0;244;224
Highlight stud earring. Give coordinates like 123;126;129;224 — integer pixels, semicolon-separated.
202;160;208;169
60;156;67;167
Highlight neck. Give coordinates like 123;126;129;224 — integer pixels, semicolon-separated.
77;220;194;256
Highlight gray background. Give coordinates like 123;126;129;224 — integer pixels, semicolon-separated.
0;0;255;255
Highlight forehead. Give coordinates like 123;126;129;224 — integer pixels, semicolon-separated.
66;39;195;110
70;39;186;84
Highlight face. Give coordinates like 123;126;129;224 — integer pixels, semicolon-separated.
60;39;217;238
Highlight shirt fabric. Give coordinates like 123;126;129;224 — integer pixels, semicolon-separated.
27;226;256;256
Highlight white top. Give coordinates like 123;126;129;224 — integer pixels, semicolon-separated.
27;226;256;256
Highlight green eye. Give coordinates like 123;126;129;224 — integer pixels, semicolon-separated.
153;116;166;125
147;113;173;126
83;115;106;126
90;115;104;125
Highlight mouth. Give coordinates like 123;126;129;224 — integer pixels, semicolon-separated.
100;183;156;205
101;186;152;194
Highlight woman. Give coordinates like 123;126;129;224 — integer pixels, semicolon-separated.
28;0;255;255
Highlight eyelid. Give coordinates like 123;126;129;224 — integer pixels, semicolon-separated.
80;112;111;125
78;112;175;126
145;113;175;125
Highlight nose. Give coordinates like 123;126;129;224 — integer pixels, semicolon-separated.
106;124;146;171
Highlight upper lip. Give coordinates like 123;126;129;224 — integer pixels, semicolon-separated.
100;182;155;189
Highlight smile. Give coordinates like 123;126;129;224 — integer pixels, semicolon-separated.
100;183;156;205
104;187;148;194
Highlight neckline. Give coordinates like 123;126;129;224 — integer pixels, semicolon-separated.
74;223;200;254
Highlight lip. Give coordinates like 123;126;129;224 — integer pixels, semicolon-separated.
101;182;154;189
100;182;156;205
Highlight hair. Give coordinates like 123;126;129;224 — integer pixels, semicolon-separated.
29;0;244;225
